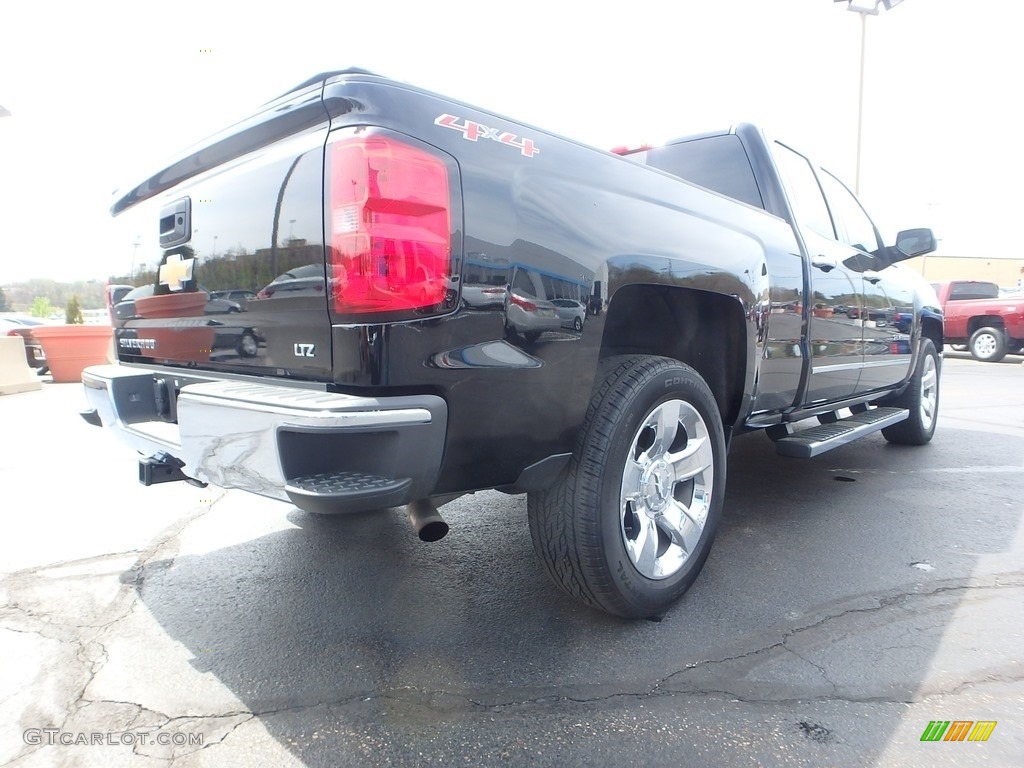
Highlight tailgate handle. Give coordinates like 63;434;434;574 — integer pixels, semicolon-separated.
159;197;191;248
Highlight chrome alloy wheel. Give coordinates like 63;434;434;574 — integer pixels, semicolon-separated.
919;352;938;431
619;398;715;580
972;331;999;358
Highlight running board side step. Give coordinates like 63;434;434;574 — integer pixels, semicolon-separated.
773;407;908;458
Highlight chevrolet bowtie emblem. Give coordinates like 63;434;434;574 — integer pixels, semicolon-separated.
159;255;196;292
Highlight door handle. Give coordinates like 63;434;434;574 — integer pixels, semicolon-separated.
865;275;881;285
811;257;837;273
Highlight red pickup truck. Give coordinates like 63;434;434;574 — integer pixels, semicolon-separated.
932;280;1024;362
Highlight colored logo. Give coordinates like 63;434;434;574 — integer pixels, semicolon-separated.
159;255;196;292
434;114;540;158
920;720;997;742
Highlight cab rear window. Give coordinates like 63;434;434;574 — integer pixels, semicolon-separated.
628;134;764;209
949;282;999;300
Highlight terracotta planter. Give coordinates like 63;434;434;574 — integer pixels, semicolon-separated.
32;325;114;383
134;291;208;318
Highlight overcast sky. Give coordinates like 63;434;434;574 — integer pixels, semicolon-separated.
1;0;1021;283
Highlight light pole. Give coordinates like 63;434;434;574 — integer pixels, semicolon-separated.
131;237;141;282
836;0;905;195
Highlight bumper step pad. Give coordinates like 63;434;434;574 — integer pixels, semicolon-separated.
774;406;908;458
284;471;412;515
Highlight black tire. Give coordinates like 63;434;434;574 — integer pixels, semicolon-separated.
527;355;727;618
881;338;940;445
524;331;541;343
573;316;583;332
969;326;1006;362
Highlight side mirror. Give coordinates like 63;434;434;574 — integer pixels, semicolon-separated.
894;228;937;259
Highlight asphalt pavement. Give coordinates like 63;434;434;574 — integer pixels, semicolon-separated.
1;353;1021;767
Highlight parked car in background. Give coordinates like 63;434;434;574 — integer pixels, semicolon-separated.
844;304;894;325
462;283;508;309
505;265;562;341
932;280;1024;362
106;284;134;307
113;285;242;320
0;316;48;372
892;306;915;334
105;284;134;322
254;265;327;301
210;289;258;305
550;298;587;331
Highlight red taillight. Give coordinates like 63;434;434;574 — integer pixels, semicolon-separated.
328;135;451;316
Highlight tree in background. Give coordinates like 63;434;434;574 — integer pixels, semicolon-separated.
0;286;8;312
30;297;53;318
65;295;84;324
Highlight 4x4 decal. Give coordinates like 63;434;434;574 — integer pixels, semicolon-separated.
435;114;540;158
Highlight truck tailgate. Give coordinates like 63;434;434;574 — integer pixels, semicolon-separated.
111;85;334;381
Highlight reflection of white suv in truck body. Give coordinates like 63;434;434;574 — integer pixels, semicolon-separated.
551;299;587;331
462;255;509;309
505;265;562;341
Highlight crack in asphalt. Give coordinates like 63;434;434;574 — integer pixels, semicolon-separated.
3;499;1021;759
783;645;839;697
0;504;214;768
337;576;1024;715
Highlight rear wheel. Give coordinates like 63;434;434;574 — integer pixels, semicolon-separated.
881;338;940;445
969;326;1006;362
573;316;583;332
528;355;726;618
238;331;258;357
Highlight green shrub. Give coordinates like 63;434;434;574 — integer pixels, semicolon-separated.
65;295;84;324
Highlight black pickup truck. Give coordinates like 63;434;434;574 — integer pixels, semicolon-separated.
82;69;942;618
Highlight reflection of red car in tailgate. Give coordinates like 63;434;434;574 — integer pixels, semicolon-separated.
932;280;1024;362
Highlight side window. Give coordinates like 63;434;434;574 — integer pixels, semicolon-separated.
772;142;835;239
642;135;764;209
818;170;881;254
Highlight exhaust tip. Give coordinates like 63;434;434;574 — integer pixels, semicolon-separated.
407;499;449;542
417;519;450;543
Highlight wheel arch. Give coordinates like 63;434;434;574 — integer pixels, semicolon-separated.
598;283;749;431
921;314;943;352
966;314;1005;337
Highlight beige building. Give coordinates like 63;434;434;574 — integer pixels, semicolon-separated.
901;255;1024;288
